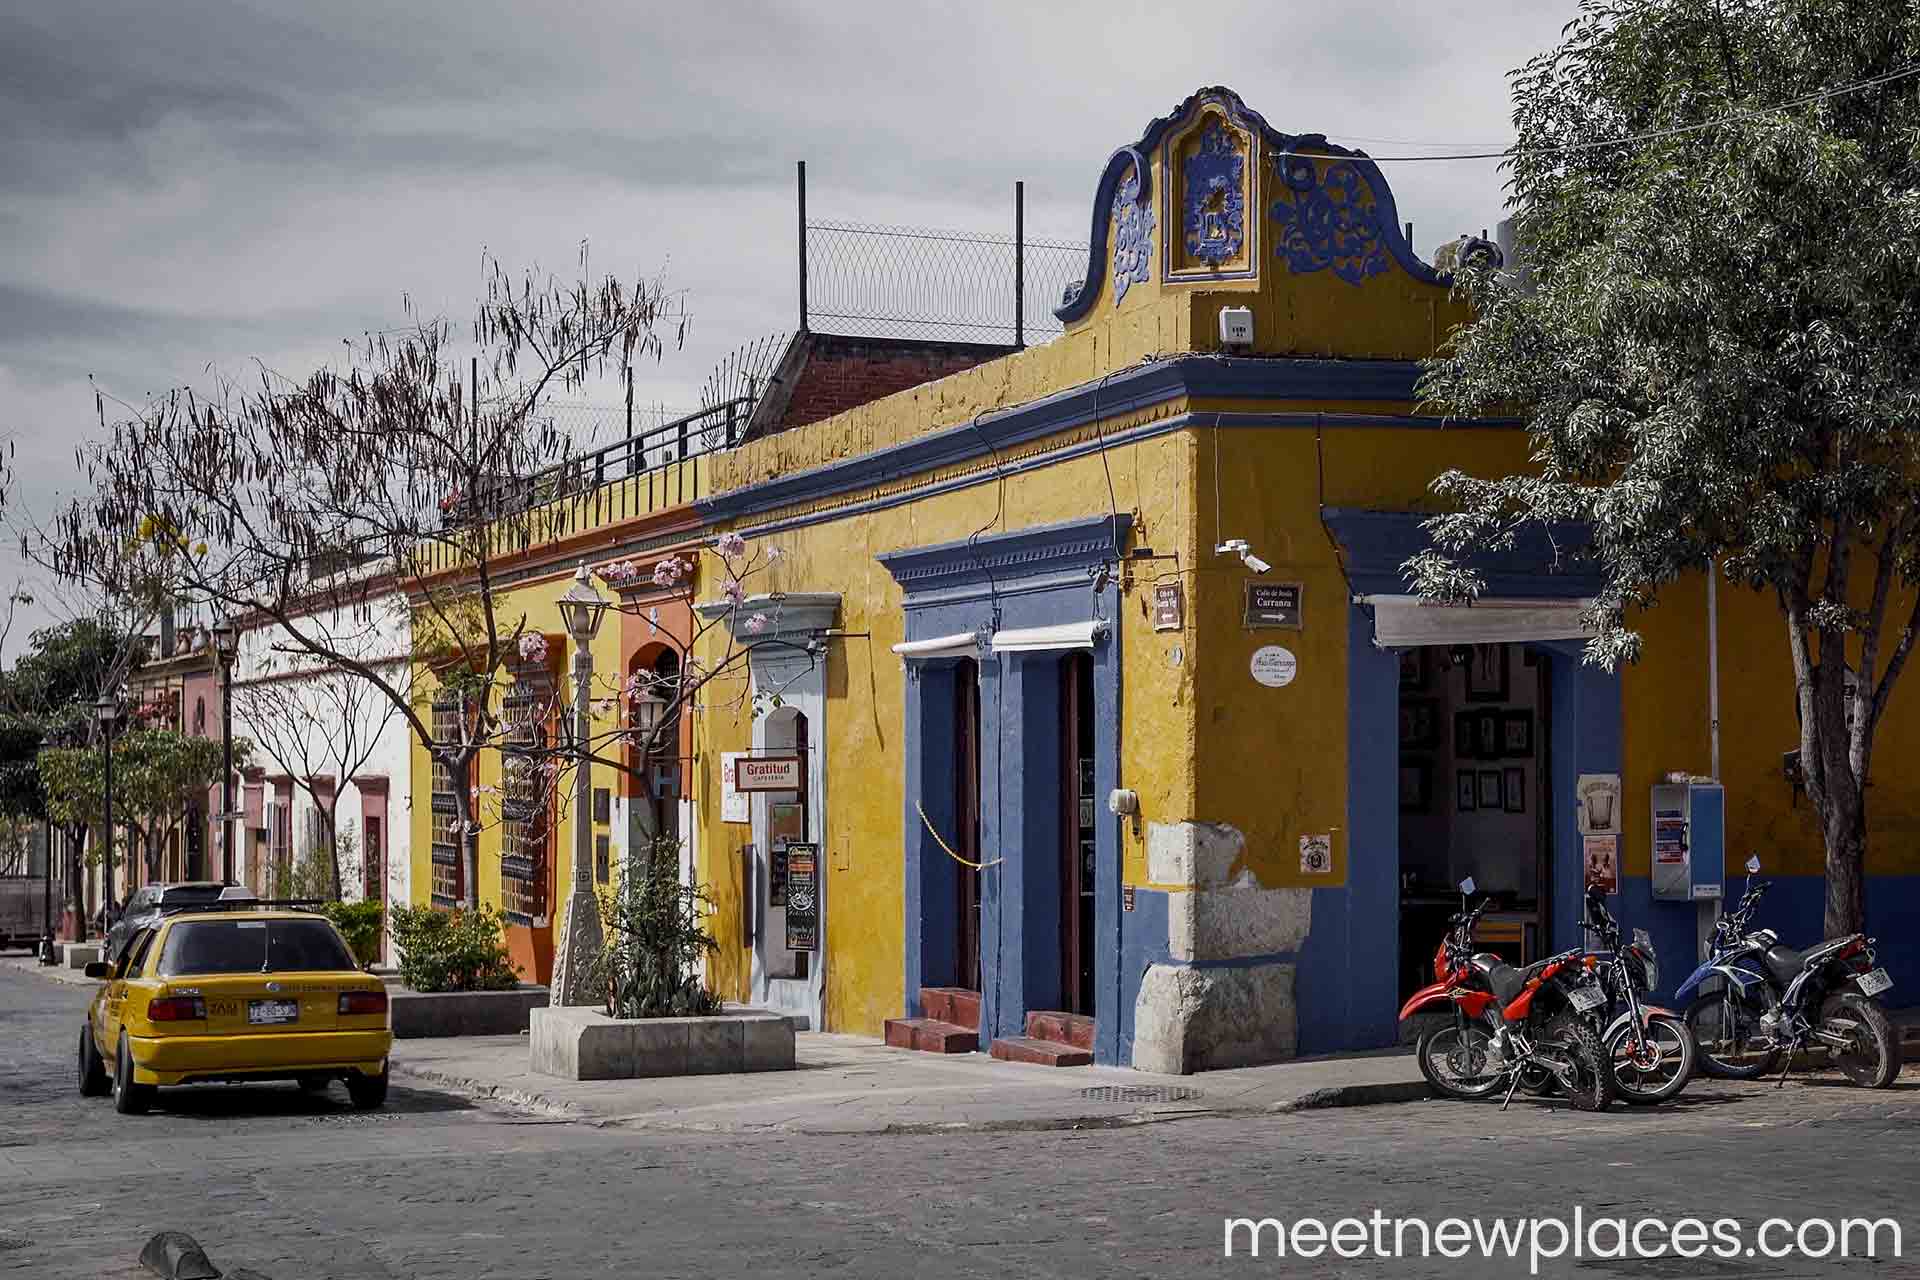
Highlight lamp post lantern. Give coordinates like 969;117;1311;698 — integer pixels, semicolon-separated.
94;694;119;935
211;612;239;884
551;564;610;1006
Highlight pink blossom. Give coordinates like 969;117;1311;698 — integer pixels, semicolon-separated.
766;545;784;561
652;555;689;588
597;558;640;585
744;612;770;634
714;532;747;559
722;578;746;607
517;632;549;664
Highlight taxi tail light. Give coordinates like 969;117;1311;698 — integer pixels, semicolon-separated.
148;995;206;1021
339;990;389;1016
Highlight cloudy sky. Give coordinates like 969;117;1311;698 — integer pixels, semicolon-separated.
0;0;1576;659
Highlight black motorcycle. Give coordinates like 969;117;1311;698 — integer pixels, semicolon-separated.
1679;864;1898;1088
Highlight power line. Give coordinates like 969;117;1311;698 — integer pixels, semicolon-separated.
1302;62;1920;164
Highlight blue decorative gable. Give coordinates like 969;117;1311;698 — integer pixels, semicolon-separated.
879;514;1133;605
1054;87;1443;326
1182;118;1245;269
1270;155;1390;287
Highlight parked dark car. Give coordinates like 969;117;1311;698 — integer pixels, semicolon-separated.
103;883;234;961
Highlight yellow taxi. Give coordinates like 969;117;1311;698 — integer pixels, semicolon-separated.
78;899;393;1115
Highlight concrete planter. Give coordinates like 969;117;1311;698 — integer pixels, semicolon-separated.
529;1005;795;1080
390;984;551;1039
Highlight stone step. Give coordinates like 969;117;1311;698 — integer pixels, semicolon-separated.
884;1017;978;1054
919;986;981;1031
1024;1010;1096;1051
989;1036;1093;1067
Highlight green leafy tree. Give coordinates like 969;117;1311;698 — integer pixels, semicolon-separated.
1411;0;1920;936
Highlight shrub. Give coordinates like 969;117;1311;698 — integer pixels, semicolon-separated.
592;840;720;1019
319;900;385;968
388;902;521;993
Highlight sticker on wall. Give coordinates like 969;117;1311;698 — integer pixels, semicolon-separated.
721;752;749;824
1583;834;1619;895
1299;833;1332;875
1250;645;1298;687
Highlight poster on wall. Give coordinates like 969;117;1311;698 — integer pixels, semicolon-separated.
768;801;804;907
784;844;818;951
721;752;749;823
1299;833;1333;876
1583;834;1619;895
1575;773;1622;835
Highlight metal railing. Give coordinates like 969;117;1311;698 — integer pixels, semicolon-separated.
803;219;1087;345
421;395;758;573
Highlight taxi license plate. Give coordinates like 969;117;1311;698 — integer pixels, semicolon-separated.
1569;984;1607;1013
248;999;299;1025
1857;968;1893;997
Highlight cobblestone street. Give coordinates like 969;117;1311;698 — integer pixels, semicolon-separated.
4;972;1918;1278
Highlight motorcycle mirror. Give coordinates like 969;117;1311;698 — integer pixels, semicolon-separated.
1458;876;1476;896
1745;854;1761;874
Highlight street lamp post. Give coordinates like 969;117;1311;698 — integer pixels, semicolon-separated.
94;694;119;935
211;612;239;884
550;564;609;1007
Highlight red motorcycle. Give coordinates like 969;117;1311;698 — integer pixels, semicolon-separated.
1400;893;1614;1111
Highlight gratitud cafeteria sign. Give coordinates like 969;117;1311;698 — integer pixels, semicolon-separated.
734;755;803;792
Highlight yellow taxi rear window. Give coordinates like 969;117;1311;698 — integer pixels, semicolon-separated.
157;919;355;976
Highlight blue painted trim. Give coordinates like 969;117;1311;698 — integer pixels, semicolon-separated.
1323;508;1603;599
1540;641;1622;957
1054;86;1443;324
878;514;1131;603
698;354;1518;532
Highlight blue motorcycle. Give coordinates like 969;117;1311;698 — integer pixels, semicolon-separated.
1678;858;1898;1088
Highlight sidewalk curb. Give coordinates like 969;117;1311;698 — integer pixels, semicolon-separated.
1;956;95;987
387;1062;589;1122
1270;1081;1433;1112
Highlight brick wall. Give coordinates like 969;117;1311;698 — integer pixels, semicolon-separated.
779;335;1014;430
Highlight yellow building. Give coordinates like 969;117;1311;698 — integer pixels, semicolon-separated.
418;86;1920;1071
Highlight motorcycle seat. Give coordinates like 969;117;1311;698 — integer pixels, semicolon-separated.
1763;944;1807;984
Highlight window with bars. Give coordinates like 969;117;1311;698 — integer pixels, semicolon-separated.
499;675;552;924
430;693;464;907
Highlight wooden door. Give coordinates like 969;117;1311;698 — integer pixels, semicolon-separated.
953;660;982;992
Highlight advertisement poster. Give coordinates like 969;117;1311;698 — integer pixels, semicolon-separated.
784;844;818;952
721;752;749;824
1583;834;1619;895
1575;773;1622;834
768;802;805;907
1654;809;1688;865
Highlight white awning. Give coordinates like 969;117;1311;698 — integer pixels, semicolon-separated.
989;620;1108;654
1358;595;1597;647
890;632;981;660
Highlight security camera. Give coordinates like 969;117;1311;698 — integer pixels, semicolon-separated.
1216;538;1271;574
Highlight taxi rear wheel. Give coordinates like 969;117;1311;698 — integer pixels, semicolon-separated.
346;1064;388;1111
77;1024;110;1097
112;1033;154;1116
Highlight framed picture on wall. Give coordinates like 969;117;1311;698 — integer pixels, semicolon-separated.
1399;757;1432;813
1400;698;1440;749
1476;710;1502;760
1477;769;1504;810
1502;711;1534;757
1456;769;1477;812
1466;644;1510;702
1503;767;1526;813
1454;711;1475;757
1398;647;1428;691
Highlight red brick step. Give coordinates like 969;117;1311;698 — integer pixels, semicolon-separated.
919;986;981;1031
1024;1010;1096;1051
884;1017;977;1054
989;1035;1093;1067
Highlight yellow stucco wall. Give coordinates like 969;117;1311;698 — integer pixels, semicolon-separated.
692;423;1199;1037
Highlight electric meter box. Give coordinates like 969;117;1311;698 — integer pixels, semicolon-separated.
1649;780;1724;901
1217;306;1254;346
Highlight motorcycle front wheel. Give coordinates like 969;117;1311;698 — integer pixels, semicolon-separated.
1820;994;1899;1089
1546;1016;1613;1112
1416;1023;1504;1100
1684;991;1779;1079
1607;1014;1695;1104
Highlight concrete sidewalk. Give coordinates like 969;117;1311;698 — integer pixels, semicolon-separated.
388;1029;1431;1134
